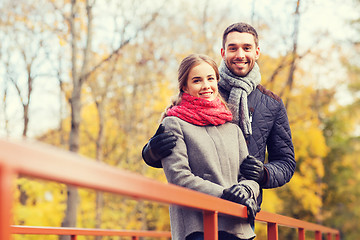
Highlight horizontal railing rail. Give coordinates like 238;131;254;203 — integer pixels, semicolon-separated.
0;138;340;240
10;225;171;240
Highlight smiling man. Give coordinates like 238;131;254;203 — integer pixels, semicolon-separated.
142;22;296;228
221;30;260;77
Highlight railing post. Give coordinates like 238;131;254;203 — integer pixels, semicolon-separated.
71;235;77;240
298;228;305;240
326;232;332;240
267;222;278;240
132;236;139;240
203;210;218;240
336;233;340;240
0;165;15;240
315;231;322;240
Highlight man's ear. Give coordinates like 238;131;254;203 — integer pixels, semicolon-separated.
221;48;226;59
255;46;260;60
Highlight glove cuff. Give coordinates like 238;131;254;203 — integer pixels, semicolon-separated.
142;143;162;168
259;166;269;185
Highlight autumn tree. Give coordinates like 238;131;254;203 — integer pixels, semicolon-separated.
0;0;52;138
321;1;360;237
48;0;165;238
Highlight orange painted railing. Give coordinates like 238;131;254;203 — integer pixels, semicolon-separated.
9;225;171;240
0;138;340;240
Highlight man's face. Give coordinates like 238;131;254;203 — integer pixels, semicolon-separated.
221;31;260;77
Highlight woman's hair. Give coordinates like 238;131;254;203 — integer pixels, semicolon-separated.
160;53;227;121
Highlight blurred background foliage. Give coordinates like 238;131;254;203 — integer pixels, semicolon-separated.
1;0;359;239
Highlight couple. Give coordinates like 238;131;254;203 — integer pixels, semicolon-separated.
143;22;296;240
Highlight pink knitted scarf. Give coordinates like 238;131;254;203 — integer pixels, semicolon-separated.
166;93;233;126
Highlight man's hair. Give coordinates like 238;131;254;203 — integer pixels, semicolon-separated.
222;22;259;49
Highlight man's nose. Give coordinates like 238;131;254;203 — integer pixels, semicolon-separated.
235;49;245;58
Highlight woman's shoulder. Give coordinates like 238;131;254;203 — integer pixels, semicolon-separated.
162;116;205;138
162;116;184;125
162;116;193;130
163;117;239;129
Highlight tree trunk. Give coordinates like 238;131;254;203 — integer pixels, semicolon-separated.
60;0;80;239
95;100;104;240
22;104;29;137
281;0;301;108
60;81;81;240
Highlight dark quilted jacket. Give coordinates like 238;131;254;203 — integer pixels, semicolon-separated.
219;84;296;206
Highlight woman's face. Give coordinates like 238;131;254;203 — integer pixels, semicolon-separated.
182;62;218;101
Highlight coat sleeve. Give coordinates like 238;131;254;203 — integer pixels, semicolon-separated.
161;117;225;198
263;100;296;189
234;126;261;199
238;179;260;201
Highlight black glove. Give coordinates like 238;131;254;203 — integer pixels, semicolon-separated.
221;184;260;222
243;198;261;222
240;155;265;184
221;184;251;204
142;124;177;168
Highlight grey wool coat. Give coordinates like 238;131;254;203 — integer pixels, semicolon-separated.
161;116;259;240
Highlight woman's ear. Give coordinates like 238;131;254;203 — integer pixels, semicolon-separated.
182;86;188;93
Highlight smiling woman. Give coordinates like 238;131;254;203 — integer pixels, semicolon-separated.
161;53;230;124
157;54;260;240
182;62;219;101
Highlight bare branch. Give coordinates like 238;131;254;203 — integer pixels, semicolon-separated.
79;10;160;84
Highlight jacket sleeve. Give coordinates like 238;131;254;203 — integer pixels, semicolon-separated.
161;117;225;197
263;100;296;189
236;127;260;198
142;142;163;168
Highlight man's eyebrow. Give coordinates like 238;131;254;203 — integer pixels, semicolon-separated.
227;43;253;47
227;43;237;47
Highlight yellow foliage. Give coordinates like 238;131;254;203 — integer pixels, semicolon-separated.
287;173;323;216
78;189;96;228
261;189;284;213
13;178;67;240
58;35;67;46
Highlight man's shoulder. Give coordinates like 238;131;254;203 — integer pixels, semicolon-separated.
255;84;281;103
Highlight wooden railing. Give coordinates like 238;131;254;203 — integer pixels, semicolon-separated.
0;138;340;240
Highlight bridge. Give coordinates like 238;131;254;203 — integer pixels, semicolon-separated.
0;138;340;240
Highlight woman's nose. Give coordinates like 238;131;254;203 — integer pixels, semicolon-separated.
202;80;210;89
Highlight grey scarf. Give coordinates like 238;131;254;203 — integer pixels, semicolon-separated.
218;61;261;136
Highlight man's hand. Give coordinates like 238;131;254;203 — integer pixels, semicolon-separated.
142;124;177;168
221;184;251;203
240;155;265;184
221;184;260;222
